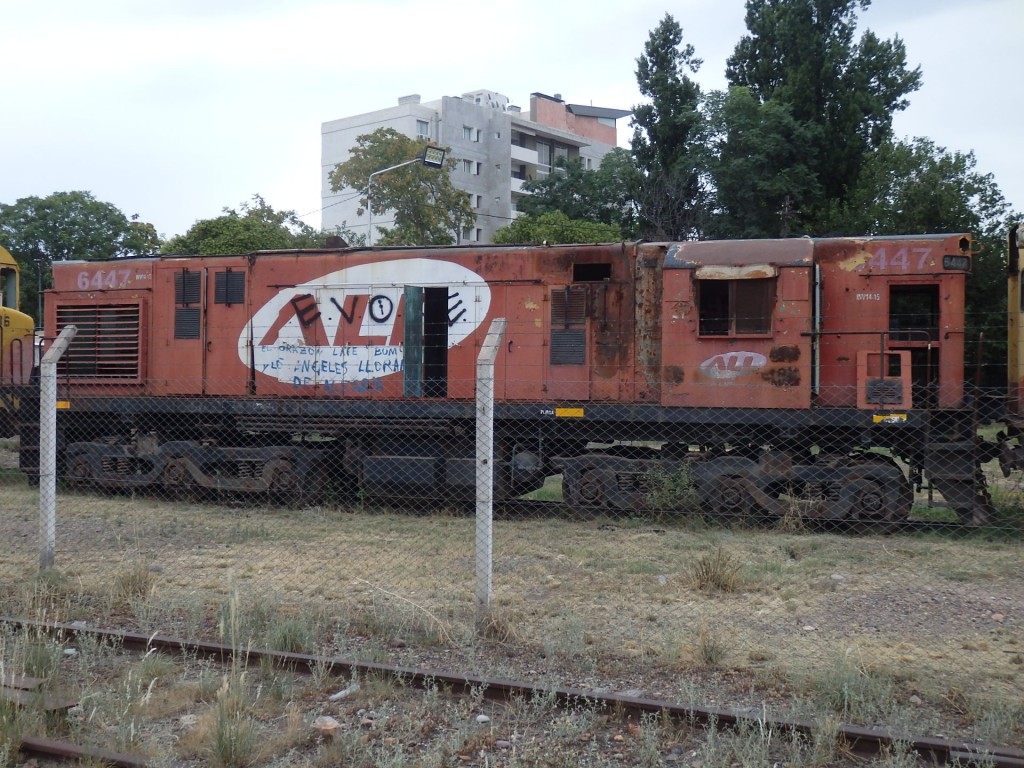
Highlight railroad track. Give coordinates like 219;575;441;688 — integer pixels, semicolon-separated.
4;617;1022;768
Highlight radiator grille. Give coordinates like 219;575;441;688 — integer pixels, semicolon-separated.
866;378;905;405
56;303;141;379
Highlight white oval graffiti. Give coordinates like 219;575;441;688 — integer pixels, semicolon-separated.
698;351;768;380
240;258;491;388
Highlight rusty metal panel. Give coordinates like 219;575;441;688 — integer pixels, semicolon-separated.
634;244;664;402
665;238;814;269
660;265;813;409
51;259;156;292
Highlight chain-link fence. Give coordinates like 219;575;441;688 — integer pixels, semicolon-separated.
2;358;1022;722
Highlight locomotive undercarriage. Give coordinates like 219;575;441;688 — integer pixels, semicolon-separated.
21;398;996;527
553;446;914;531
57;423;548;507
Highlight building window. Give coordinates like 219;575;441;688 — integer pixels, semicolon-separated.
536;140;551;176
474;195;482;208
474;162;482;175
462;159;473;174
463;125;473;140
475;129;482;142
697;278;774;336
462;227;473;241
416;119;430;140
476;228;482;241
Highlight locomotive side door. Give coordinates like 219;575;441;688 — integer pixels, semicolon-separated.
202;266;250;396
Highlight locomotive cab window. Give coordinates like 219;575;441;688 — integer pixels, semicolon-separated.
889;285;939;341
697;278;774;336
1;266;16;308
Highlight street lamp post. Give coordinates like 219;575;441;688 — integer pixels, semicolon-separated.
366;145;447;246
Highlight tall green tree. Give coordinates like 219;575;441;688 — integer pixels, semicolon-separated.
724;0;921;220
492;211;623;245
704;86;821;238
631;14;708;240
0;190;160;321
517;149;640;238
328;129;473;246
162;195;326;254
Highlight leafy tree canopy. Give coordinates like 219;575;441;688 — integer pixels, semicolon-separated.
492;211;622;245
704;86;821;238
631;14;708;240
0;190;159;321
630;12;712;240
724;0;921;212
161;196;325;255
328;129;473;246
518;149;640;238
632;13;704;174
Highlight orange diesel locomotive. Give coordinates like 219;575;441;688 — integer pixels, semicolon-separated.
11;233;1005;527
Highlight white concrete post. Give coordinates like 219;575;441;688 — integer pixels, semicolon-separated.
475;318;506;630
39;325;77;571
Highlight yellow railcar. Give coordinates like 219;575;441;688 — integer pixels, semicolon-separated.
0;246;36;437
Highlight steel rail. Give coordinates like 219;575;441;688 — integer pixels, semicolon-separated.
5;617;1023;767
19;735;151;767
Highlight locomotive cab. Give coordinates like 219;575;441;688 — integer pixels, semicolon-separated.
815;234;971;411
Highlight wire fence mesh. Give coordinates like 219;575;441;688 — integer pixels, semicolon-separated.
1;365;1022;706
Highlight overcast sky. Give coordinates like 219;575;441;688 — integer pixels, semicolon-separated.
3;0;1020;241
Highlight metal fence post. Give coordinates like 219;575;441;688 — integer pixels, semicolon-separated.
475;318;506;630
39;325;77;571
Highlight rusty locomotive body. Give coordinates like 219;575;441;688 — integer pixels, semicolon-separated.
14;234;1001;526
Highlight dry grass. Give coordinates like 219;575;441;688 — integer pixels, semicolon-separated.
0;475;1022;760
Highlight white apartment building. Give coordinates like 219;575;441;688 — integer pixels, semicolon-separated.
320;89;631;244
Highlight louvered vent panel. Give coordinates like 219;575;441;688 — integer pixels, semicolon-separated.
215;271;245;305
175;271;201;304
550;329;586;365
866;378;905;405
56;304;141;379
175;307;201;339
550;287;587;325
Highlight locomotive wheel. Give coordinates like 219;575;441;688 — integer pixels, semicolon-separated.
576;470;605;505
710;476;761;527
564;467;610;518
270;462;297;492
162;458;195;501
844;478;900;534
67;455;93;488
